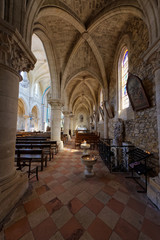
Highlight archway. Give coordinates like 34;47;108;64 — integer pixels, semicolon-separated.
31;106;39;131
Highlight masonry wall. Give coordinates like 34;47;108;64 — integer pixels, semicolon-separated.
108;18;159;174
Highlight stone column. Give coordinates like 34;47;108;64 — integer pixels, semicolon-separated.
147;50;160;209
0;21;36;222
50;99;63;150
69;114;74;137
63;111;70;140
24;115;30;131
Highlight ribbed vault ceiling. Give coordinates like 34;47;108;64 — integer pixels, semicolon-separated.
32;0;147;117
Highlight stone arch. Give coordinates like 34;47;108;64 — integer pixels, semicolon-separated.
30;105;40;131
87;1;159;46
64;69;102;111
137;0;160;43
18;96;29;116
65;69;103;91
87;4;144;33
36;6;85;34
25;3;107;97
33;25;60;98
61;37;107;96
17;98;28;131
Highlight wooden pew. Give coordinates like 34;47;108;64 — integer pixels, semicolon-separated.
16;141;58;159
75;133;99;149
15;149;47;171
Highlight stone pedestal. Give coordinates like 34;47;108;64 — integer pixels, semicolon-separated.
81;143;90;156
50;99;63;150
0;20;36;223
81;155;97;177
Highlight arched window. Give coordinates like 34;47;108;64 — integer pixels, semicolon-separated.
119;47;129;112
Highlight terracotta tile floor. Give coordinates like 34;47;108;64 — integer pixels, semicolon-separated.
1;138;160;240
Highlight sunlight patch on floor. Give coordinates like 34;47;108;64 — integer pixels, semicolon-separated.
63;147;80;153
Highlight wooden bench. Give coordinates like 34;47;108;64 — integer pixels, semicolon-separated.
75;135;99;149
16;158;39;181
126;148;152;193
16;143;52;161
16;141;58;159
15;149;47;171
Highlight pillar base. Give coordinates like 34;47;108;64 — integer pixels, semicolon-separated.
0;170;28;224
147;175;160;210
58;140;64;151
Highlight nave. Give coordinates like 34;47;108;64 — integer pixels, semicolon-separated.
1;138;160;240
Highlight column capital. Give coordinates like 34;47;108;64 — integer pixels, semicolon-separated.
49;99;63;110
63;111;70;116
0;19;36;75
69;114;75;118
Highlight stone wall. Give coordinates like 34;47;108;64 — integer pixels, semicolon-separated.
108;17;159;174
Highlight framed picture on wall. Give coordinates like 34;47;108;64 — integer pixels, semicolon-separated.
126;73;150;111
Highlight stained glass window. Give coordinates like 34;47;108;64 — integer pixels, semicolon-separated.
121;49;129;109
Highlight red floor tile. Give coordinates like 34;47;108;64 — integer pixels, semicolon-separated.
142;218;160;240
127;197;146;216
44;176;55;184
102;184;116;196
60;217;83;240
5;217;30;240
68;198;84;214
57;176;69;183
88;217;112;240
51;184;66;195
107;198;125;215
32;217;57;240
36;185;50;195
3;138;160;240
45;197;63;215
86;197;104;215
114;218;139;240
24;198;42;214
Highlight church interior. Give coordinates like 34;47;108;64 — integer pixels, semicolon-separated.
0;0;160;239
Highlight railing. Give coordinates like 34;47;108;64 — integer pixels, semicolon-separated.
99;139;134;172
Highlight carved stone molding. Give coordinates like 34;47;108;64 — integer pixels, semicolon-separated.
63;111;70;116
49;99;63;110
69;114;74;119
0;20;36;74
